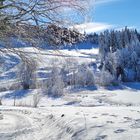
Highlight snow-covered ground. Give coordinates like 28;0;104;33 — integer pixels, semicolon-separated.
1;106;140;140
0;47;140;140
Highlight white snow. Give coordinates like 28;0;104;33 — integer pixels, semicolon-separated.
1;106;140;140
0;47;140;140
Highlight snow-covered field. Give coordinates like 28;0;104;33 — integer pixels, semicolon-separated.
0;47;140;140
1;106;140;140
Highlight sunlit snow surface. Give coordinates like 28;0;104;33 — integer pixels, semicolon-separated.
0;47;140;140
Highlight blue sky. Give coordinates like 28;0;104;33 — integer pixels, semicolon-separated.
74;0;140;33
93;0;140;29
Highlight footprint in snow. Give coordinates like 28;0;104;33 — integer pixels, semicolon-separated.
95;135;107;140
135;119;140;122
131;123;140;129
130;119;140;129
101;113;109;116
106;121;114;124
114;129;126;133
122;120;131;123
122;117;133;123
110;114;118;117
92;116;98;119
91;125;104;129
124;117;132;120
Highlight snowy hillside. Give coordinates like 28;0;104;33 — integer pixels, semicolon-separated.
1;0;140;139
0;47;140;140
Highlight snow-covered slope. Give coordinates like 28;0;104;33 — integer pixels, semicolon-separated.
0;47;140;140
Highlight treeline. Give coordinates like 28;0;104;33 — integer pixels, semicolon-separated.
98;27;140;82
85;27;140;46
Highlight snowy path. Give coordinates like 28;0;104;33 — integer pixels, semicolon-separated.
0;107;74;140
0;109;34;140
1;107;140;140
0;112;31;132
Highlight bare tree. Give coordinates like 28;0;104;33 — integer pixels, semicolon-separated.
0;0;87;25
0;0;88;51
0;0;88;93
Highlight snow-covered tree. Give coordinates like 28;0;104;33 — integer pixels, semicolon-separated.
110;30;117;52
98;28;140;82
46;66;64;97
75;63;95;87
99;68;115;86
99;33;106;62
17;58;37;90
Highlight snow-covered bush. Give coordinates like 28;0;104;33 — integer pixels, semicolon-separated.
61;61;95;87
114;48;139;82
46;66;65;97
33;92;41;108
75;64;95;87
61;58;78;85
17;58;37;89
98;69;116;86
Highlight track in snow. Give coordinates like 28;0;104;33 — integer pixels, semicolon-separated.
0;108;74;140
0;109;34;140
1;107;140;140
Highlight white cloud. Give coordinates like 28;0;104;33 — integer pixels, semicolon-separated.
71;22;113;34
